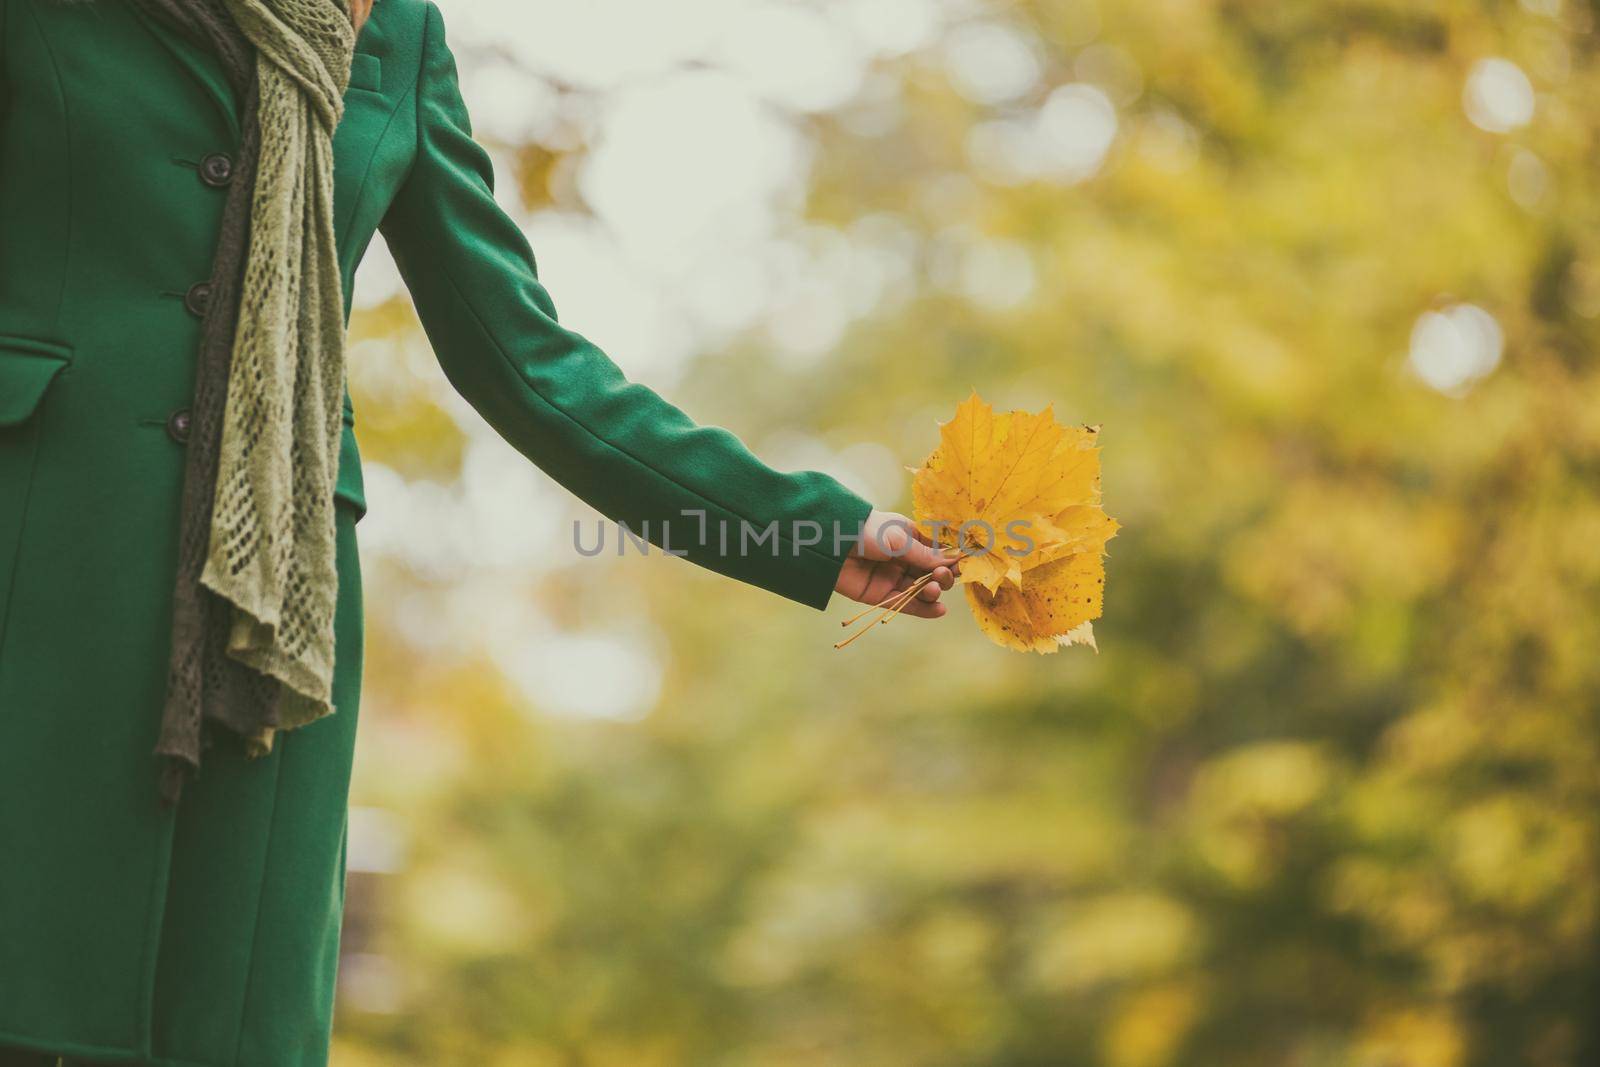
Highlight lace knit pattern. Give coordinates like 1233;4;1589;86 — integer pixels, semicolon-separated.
138;0;356;803
201;0;354;736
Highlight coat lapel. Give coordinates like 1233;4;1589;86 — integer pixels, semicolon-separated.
122;3;244;142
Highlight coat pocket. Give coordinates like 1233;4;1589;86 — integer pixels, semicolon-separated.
0;335;72;427
348;53;382;94
0;335;73;653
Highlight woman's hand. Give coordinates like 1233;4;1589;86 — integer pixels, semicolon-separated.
834;510;960;619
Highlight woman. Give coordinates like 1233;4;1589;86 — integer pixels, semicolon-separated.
0;1;957;1064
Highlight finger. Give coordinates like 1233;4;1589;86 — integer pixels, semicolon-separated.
869;517;914;562
911;524;966;566
880;568;942;602
891;568;923;592
898;533;958;573
897;598;948;620
931;565;956;590
872;519;929;567
863;561;905;606
840;558;899;605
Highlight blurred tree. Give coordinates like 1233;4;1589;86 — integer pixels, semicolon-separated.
336;1;1600;1065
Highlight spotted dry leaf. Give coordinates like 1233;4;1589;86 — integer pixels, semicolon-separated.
912;393;1119;653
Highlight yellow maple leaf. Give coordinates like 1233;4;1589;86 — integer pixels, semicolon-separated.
912;393;1119;654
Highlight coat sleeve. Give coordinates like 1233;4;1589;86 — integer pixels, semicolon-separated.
379;2;872;610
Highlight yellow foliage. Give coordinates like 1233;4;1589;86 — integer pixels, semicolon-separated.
1355;1009;1467;1067
913;393;1120;653
1030;893;1200;993
1103;984;1204;1067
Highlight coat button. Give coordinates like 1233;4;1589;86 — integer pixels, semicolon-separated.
167;409;193;444
184;282;214;318
199;153;235;188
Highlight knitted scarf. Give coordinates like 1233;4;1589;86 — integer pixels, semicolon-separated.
128;0;357;804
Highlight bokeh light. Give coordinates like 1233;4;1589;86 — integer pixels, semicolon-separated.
1407;304;1504;395
334;2;1600;1064
1464;57;1536;133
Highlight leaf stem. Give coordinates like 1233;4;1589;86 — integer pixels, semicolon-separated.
834;572;938;650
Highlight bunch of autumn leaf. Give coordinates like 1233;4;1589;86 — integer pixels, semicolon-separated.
911;394;1119;654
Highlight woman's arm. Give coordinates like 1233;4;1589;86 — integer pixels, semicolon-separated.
379;3;885;609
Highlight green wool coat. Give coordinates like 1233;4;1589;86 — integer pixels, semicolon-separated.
0;1;871;1064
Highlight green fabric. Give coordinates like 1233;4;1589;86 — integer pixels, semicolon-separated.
135;0;276;804
0;1;872;1064
202;0;354;748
